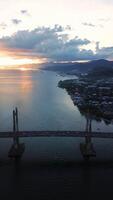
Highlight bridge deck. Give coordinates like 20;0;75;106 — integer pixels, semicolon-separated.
0;131;113;139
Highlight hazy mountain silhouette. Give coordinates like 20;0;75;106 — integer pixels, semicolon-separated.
42;59;113;74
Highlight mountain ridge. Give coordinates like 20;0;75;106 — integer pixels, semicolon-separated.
41;59;113;74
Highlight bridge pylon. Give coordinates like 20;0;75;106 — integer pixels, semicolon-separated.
80;114;96;160
8;107;25;158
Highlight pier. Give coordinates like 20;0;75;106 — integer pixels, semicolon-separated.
0;107;113;159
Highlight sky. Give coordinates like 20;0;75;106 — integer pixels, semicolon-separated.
0;0;113;67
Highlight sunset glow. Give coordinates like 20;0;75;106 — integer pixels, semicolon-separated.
0;56;44;70
20;67;31;71
0;57;37;66
0;0;113;68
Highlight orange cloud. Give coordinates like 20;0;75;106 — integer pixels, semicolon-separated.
0;42;47;66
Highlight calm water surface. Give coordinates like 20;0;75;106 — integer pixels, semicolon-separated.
0;69;81;131
0;69;113;132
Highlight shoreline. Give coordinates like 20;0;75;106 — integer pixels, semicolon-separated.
58;77;113;125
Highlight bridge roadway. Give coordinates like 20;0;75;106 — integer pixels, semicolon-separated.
0;131;113;139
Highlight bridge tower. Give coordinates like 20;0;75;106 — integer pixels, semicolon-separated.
80;113;96;160
8;107;25;158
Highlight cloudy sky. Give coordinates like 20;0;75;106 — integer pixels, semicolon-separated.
0;0;113;67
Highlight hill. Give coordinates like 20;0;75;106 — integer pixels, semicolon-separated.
41;59;113;75
87;65;113;79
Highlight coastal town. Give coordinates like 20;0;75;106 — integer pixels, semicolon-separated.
58;76;113;124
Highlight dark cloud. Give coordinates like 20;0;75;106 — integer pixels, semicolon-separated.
20;10;30;16
96;42;100;52
82;22;95;27
0;25;112;61
96;46;113;59
12;19;22;25
82;22;104;29
54;24;64;32
66;25;71;30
